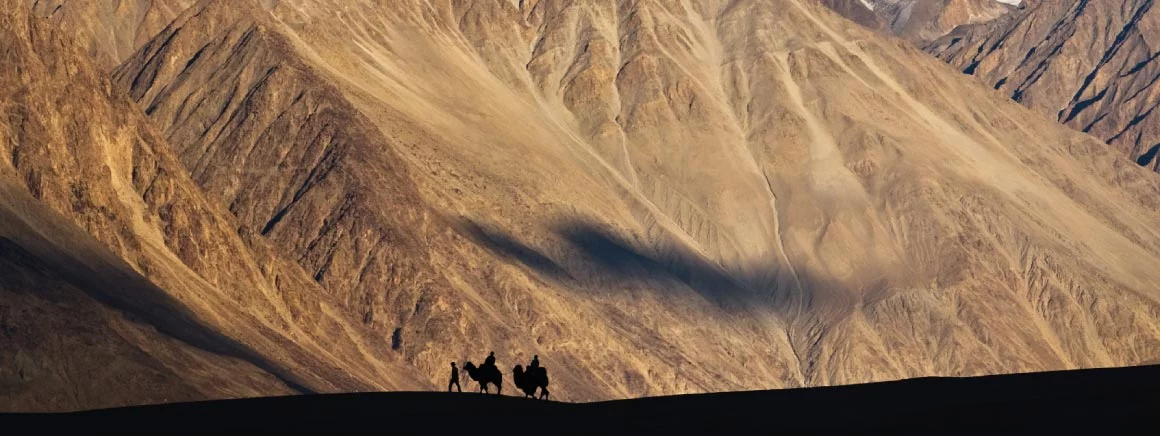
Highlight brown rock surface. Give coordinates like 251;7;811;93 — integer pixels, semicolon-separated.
927;0;1160;172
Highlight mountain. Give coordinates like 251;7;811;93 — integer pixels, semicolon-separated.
927;0;1160;172
820;0;888;32
0;0;426;412
109;0;805;401
824;0;1023;42
111;0;1160;394
28;0;196;69
5;0;1160;411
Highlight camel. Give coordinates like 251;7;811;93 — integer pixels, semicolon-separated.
462;361;503;395
512;364;550;400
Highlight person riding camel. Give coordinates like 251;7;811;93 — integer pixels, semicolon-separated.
529;355;540;371
484;351;496;369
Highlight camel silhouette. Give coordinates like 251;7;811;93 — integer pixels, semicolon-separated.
462;361;503;395
512;364;550;400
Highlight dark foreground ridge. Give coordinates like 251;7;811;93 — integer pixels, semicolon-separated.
4;364;1159;433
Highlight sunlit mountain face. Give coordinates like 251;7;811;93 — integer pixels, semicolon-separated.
927;0;1160;173
1;0;1158;412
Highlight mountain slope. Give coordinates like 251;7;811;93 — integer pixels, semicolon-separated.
927;0;1160;172
106;0;1160;402
824;0;1022;42
111;0;806;400
820;0;887;32
0;179;293;411
28;0;195;69
0;0;427;411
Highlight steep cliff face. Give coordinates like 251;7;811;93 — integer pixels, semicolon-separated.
927;0;1160;172
110;0;1160;403
0;0;426;411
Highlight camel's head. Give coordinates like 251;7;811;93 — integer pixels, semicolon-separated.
513;364;524;375
463;361;476;371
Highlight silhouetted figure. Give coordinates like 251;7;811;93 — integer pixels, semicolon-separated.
529;355;540;371
462;361;503;395
484;351;496;369
448;362;461;392
513;364;550;400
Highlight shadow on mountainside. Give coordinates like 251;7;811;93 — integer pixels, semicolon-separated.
453;214;845;316
5;364;1158;433
0;189;318;396
1137;143;1159;168
555;222;754;310
452;218;574;282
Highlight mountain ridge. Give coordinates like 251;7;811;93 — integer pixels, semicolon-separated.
926;0;1160;172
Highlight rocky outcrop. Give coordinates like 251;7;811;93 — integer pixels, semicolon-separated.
927;0;1160;172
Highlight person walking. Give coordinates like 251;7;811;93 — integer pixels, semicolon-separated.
448;362;462;392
